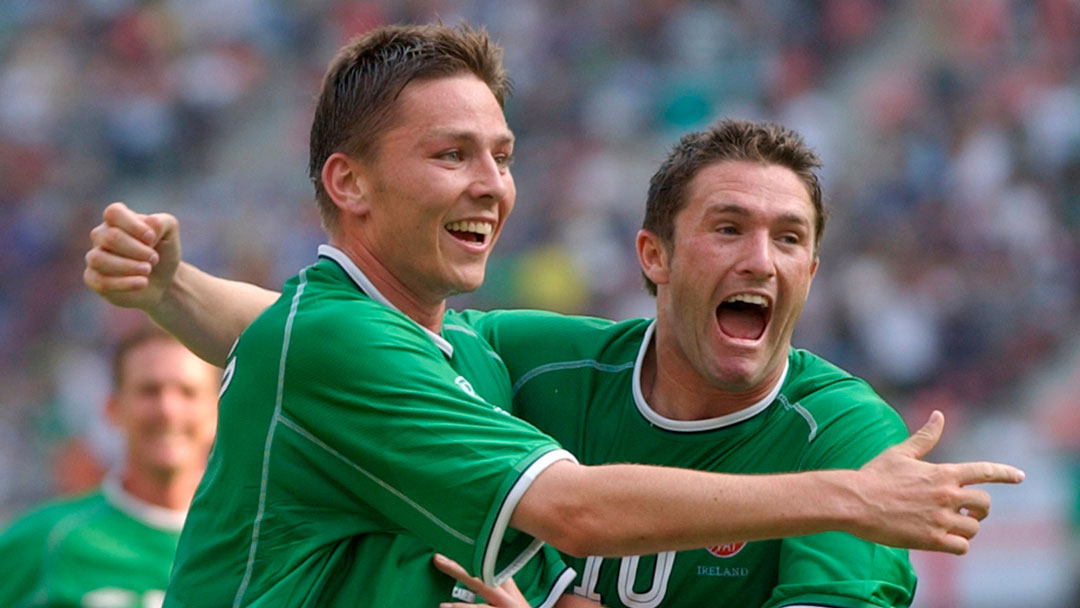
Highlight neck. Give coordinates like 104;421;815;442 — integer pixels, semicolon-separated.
641;325;783;422
120;465;203;511
331;239;446;333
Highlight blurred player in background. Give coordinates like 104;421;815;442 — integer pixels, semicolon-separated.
0;326;220;608
82;23;1023;608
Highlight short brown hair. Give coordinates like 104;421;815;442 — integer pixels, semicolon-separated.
641;119;827;295
110;325;181;389
308;23;511;233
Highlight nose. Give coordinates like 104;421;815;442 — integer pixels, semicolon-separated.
467;153;511;204
735;232;775;279
152;386;188;421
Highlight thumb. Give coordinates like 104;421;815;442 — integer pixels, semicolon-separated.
143;213;181;253
894;410;944;460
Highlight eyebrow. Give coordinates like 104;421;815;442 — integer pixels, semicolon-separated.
425;127;515;147
704;203;811;227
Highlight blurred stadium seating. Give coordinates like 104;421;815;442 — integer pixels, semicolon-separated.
0;2;1076;606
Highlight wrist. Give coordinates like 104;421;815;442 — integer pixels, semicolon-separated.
812;469;865;535
152;261;195;322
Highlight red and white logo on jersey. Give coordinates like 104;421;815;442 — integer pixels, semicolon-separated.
706;542;746;558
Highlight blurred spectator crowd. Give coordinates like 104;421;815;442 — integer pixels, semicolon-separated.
1;0;1078;564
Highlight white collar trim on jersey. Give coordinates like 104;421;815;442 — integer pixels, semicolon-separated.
102;471;188;532
318;244;454;358
631;320;788;432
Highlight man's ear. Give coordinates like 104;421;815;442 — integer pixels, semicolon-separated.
321;152;371;216
104;395;122;428
636;229;670;287
804;255;819;298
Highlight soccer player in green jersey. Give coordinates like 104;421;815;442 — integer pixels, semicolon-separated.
440;119;925;607
82;24;1023;608
0;326;220;608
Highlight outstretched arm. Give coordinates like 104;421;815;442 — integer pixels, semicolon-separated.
513;411;1021;558
83;202;277;366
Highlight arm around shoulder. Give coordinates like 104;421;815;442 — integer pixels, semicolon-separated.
510;459;858;558
511;413;1024;558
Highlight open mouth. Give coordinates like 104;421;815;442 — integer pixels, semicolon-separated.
716;293;770;340
445;220;493;245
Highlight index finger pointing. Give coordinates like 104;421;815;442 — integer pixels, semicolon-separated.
955;461;1025;486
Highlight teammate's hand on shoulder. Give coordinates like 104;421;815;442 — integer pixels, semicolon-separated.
433;553;530;608
432;552;605;608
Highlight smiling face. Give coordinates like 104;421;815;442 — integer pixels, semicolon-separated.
107;337;219;482
347;74;515;305
645;160;819;394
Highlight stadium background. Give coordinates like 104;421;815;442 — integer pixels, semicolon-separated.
0;1;1077;606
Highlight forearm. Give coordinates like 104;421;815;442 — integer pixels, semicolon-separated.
514;461;857;558
153;262;278;366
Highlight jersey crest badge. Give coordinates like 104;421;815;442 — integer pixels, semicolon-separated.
706;541;746;558
454;376;479;398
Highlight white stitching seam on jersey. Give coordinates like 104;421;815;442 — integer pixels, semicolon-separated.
443;322;477;337
512;360;635;396
274;413;475;546
777;393;818;443
443;323;505;362
234;267;308;608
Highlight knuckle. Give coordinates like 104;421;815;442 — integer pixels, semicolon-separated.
932;486;959;509
941;463;962;481
101;227;123;248
932;509;952;529
103;201;125;219
82;268;99;289
944;485;964;504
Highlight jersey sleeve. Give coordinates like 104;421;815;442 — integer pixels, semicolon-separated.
265;303;575;587
764;377;916;607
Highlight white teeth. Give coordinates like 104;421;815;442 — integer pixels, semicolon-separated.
723;294;769;307
445;221;493;235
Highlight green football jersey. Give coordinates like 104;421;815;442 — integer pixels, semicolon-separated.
165;246;574;607
465;309;917;608
0;475;184;608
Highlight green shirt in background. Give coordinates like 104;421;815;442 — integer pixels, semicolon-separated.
0;475;184;608
465;309;917;608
